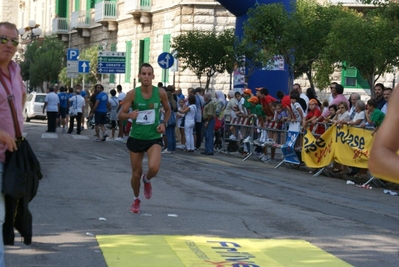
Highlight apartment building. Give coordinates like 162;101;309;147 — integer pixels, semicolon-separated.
14;0;235;91
0;1;19;25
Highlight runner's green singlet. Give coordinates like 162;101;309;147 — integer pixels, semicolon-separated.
130;86;161;140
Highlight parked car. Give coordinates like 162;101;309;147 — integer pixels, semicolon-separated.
24;92;47;122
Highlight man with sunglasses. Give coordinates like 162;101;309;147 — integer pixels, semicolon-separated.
0;21;25;266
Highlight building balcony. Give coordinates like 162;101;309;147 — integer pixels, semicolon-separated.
95;1;117;23
52;17;69;35
329;0;380;11
71;10;91;29
124;0;151;14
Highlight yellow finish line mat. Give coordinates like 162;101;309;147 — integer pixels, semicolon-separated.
96;235;352;267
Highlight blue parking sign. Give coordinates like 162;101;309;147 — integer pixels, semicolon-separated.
67;49;79;61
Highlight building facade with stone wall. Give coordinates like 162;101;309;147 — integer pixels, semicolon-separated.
17;0;236;93
0;1;19;26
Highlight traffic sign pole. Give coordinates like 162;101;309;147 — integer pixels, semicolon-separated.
158;52;174;86
97;51;126;74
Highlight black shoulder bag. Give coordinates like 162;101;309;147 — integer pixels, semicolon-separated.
0;74;42;200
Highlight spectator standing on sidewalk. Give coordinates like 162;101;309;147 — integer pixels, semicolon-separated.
201;93;216;155
118;63;170;213
108;89;119;140
67;89;85;135
180;95;197;152
0;21;25;266
89;84;109;141
116;84;126;141
194;87;205;150
58;86;69;133
43;87;59;133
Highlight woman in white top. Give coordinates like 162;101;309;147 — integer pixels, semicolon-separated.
180;95;197;152
332;101;350;124
343;100;366;127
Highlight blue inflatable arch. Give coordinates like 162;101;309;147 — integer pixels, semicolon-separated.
217;0;292;96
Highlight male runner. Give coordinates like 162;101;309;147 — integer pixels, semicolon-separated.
118;63;171;213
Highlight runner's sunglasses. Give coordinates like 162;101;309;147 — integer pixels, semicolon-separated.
0;36;19;47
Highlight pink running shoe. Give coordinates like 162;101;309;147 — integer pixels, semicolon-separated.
131;199;141;213
142;174;152;199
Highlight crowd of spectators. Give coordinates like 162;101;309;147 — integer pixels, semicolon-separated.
58;81;389;181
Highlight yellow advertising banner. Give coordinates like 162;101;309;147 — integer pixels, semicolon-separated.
334;125;374;169
302;125;374;168
96;235;352;267
302;126;335;168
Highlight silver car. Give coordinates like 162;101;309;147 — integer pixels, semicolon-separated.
24;92;47;122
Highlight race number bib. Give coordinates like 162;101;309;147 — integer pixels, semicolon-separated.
136;109;155;125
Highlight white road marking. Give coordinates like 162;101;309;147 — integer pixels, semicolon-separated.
42;133;58;138
71;135;90;140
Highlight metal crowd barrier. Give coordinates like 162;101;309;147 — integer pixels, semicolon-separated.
221;116;289;162
218;117;385;187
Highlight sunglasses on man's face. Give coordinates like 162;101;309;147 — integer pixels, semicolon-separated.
0;36;19;47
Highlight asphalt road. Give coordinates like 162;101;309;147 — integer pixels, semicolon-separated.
4;120;399;267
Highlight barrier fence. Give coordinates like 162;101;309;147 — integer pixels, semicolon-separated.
218;116;385;187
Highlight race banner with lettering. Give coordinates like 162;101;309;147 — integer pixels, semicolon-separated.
281;122;301;164
334;125;373;169
302;126;334;168
302;125;373;168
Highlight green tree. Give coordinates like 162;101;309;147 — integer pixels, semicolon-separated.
288;1;351;90
171;29;235;89
241;3;289;83
324;6;399;97
20;36;66;89
79;45;101;84
242;1;353;90
58;45;101;87
58;67;71;87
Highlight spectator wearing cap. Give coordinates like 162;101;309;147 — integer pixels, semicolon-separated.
257;87;277;120
277;90;293;120
243;88;253;115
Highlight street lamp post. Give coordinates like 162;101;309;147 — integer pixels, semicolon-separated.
18;20;42;41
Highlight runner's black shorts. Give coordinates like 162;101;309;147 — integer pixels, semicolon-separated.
126;137;163;153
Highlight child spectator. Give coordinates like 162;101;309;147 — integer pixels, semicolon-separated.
270;102;289;152
303;99;324;135
290;91;304;123
321;99;330;117
276;90;293;119
247;96;269;162
365;98;385;136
